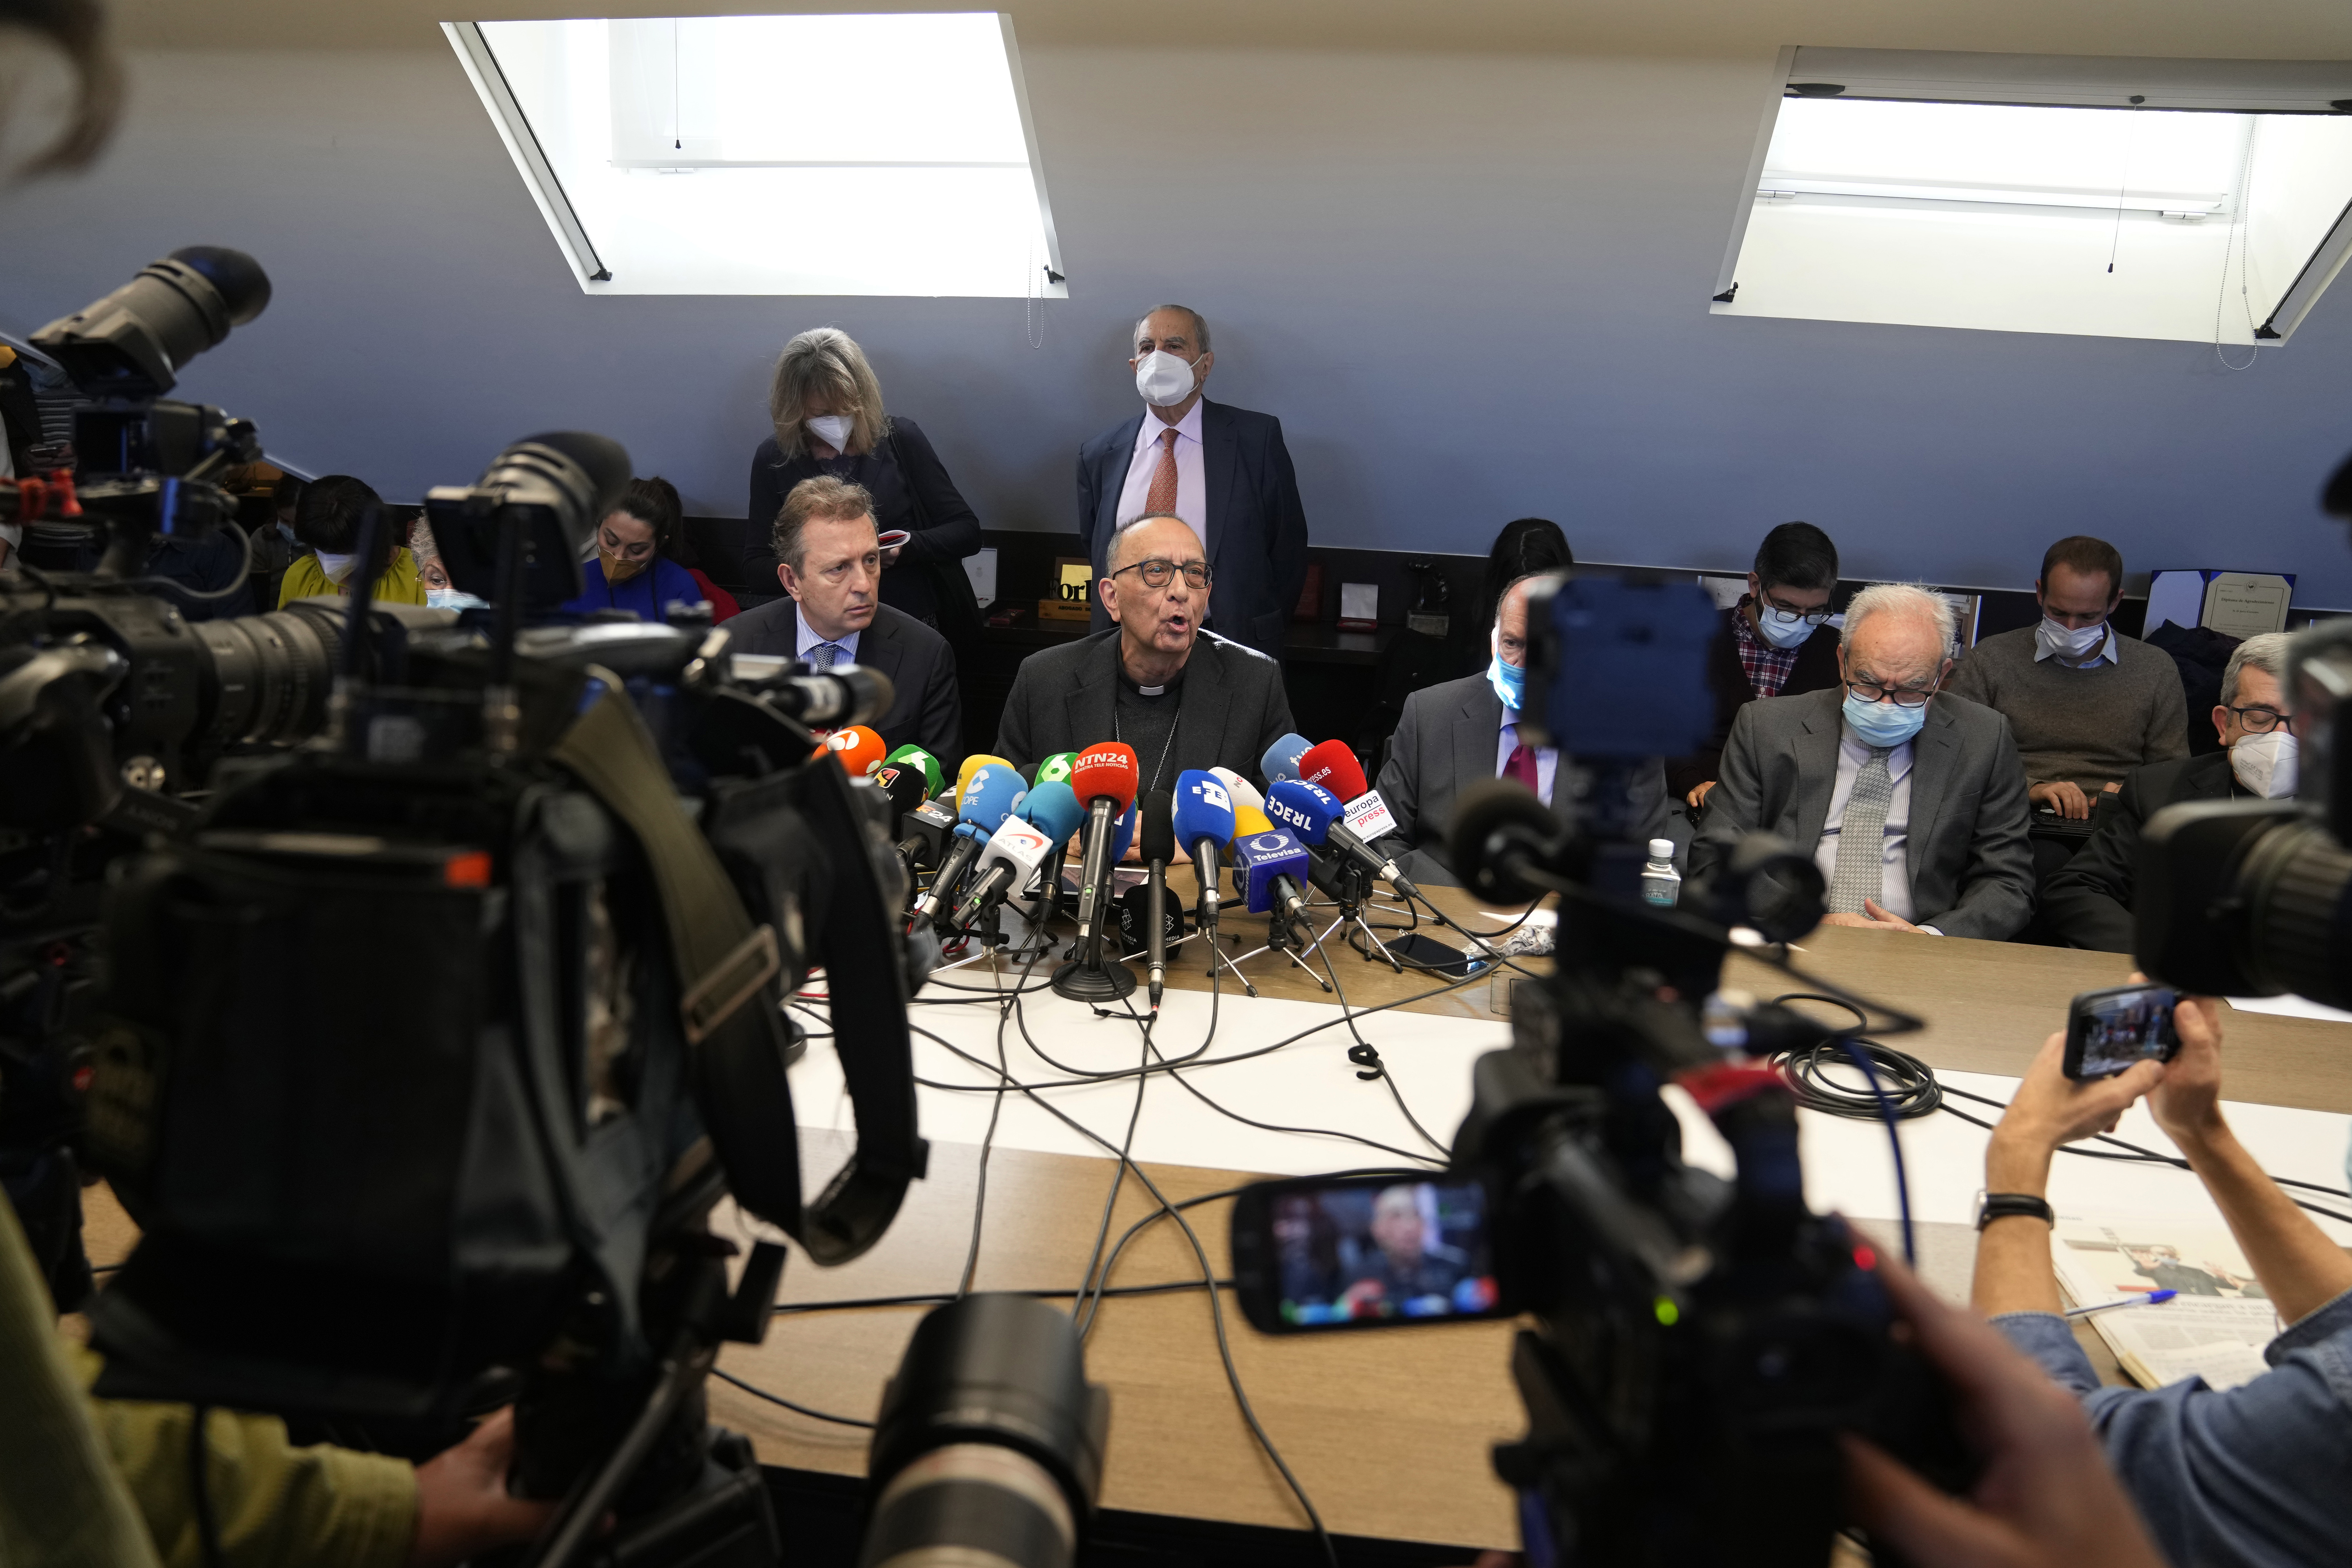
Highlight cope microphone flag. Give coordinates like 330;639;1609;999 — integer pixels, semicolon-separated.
1052;743;1142;1002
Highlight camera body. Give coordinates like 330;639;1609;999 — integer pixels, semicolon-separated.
2137;614;2352;1005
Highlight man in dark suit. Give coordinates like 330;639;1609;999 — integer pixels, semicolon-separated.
726;475;960;760
1692;584;2034;940
996;514;1293;802
2040;633;2297;951
1375;574;1671;883
1076;305;1309;661
1668;521;1845;810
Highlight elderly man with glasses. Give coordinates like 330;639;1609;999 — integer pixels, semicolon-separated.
2040;633;2301;952
1691;582;2035;940
994;513;1296;802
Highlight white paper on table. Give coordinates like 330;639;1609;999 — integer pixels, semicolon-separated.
2200;571;2292;637
2228;993;2352;1025
1339;582;1378;621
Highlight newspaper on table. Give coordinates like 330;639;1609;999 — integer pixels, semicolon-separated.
2051;1212;2281;1390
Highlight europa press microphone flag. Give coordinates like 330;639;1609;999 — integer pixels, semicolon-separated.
1295;739;1417;895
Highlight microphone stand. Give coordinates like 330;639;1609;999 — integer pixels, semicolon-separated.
1226;896;1332;990
1050;807;1137;1003
1311;856;1404;972
1162;853;1260;997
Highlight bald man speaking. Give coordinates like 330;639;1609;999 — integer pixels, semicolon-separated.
995;513;1295;796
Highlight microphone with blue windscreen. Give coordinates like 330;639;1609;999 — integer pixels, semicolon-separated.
1260;732;1311;786
1174;770;1237;941
913;762;1025;926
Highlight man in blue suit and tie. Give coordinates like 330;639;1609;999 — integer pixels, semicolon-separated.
1076;305;1310;660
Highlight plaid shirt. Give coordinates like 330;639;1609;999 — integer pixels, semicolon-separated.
1730;595;1805;699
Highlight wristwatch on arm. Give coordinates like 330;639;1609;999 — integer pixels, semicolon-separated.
1974;1191;2055;1231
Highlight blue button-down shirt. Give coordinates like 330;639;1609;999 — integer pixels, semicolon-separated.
1994;1286;2352;1568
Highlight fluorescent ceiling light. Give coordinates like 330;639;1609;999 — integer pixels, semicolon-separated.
446;13;1066;298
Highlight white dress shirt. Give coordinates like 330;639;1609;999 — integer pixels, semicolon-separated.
795;609;861;667
1496;711;1560;807
1114;399;1208;552
1813;726;1918;922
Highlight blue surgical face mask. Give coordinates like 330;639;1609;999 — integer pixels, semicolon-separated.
1488;653;1526;712
1842;688;1928;746
1755;606;1817;649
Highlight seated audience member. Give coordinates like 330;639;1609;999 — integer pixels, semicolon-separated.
727;476;960;758
621;475;738;622
560;482;706;622
1376;572;1670;880
2040;633;2298;952
1338;1186;1472;1318
1669;521;1844;810
1692;583;2033;938
996;513;1293;793
276;475;426;609
1970;992;2352;1568
1946;535;2187;821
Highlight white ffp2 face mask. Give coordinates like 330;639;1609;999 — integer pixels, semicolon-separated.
1133;350;1197;408
2231;730;2299;799
804;414;855;452
312;549;358;583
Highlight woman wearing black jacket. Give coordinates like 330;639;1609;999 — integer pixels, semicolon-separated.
742;328;981;630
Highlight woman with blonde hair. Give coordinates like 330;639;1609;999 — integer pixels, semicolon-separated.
742;327;981;636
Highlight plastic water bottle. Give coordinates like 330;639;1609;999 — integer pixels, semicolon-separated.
1640;838;1681;907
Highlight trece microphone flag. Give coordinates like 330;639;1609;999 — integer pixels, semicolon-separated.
882;742;944;797
1260;732;1311;785
914;763;1026;924
825;725;887;777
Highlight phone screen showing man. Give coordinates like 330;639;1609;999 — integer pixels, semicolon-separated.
1263;1178;1501;1327
2068;984;2179;1079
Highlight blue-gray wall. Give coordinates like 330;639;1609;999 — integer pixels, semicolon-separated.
4;45;2348;604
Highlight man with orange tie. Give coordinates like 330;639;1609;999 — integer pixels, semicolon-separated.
1076;305;1310;660
1373;573;1671;883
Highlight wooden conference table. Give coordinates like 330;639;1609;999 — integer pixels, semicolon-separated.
710;876;2352;1552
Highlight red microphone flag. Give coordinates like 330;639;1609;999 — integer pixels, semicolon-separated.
1070;742;1142;812
825;724;888;777
1297;739;1369;802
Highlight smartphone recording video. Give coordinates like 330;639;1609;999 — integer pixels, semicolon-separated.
2063;982;2180;1080
1230;1175;1505;1333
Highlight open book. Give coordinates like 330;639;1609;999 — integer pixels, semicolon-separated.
2051;1213;2281;1391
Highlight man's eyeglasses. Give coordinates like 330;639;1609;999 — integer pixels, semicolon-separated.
1845;677;1938;708
1758;593;1831;628
1112;558;1212;591
2226;705;2293;734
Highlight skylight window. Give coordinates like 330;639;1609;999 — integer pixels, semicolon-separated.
445;13;1066;298
1713;51;2352;346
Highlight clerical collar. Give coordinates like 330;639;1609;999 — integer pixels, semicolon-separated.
1117;653;1186;698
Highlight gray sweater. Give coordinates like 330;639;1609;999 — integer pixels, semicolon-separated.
1945;627;2188;790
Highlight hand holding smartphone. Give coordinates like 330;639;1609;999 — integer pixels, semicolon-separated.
2061;983;2179;1081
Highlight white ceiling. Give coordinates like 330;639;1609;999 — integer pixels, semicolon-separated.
106;0;2352;60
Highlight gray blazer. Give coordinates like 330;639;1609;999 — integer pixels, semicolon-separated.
725;598;962;762
1374;672;1671;881
1690;686;2034;940
993;629;1295;784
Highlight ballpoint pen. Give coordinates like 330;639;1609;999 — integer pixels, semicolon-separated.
2066;1289;2178;1318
